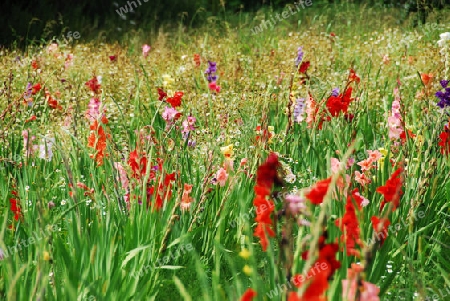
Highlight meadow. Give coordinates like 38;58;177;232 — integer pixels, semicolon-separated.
0;2;450;300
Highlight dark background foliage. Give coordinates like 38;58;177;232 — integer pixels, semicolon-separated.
1;0;449;48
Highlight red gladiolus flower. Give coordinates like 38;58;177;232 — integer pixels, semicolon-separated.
240;288;257;301
325;87;354;117
335;189;364;257
253;152;281;251
85;76;101;94
371;216;390;246
293;235;340;301
157;88;167;101
148;172;176;209
25;115;37;123
31;60;39;70
31;83;42;95
10;198;21;221
193;53;201;67
166;91;183;108
348;68;360;83
299;61;310;74
87;119;110;166
44;89;63;110
128;150;148;179
376;168;403;211
438;129;450;155
305;177;332;205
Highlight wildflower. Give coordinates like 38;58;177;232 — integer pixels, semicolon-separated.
43;251;50;261
148;172;176;209
325;87;354;117
215;168;228;187
205;61;217;82
331;87;339;97
85;76;101;94
10;198;21;221
182;116;196;139
193;53;201;67
142;44;151;57
376;168;403;211
31;83;41;95
109;55;117;62
208;81;221;93
239;248;251;260
85;97;102;122
299;61;310;74
293;234;341;300
162;106;181;127
166;91;183;108
180;183;194;212
348;68;360;83
25;115;37;123
38;137;55;161
31;60;39;69
65;54;74;69
435;79;450;108
47;43;58;53
357;158;374;172
285;194;306;216
240;288;257;301
371;216;390;246
437;32;450;47
335;189;364;257
293;98;305;123
438;127;450;155
114;162;130;207
306;94;318;128
253;153;281;251
220;144;234;158
88;119;110;166
128;150;148;179
342;264;380;301
243;265;253;276
305;177;332;205
22;130;38;157
355;170;370;188
45;90;63;110
421;73;433;87
294;46;304;67
157;88;167;101
388;89;404;141
367;150;382;162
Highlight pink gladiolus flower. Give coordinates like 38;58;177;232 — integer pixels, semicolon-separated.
367;150;382;162
215;168;228;187
355;171;371;186
357;158;374;172
142;44;151;57
208;81;221;93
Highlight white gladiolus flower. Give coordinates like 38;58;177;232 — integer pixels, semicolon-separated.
437;32;450;47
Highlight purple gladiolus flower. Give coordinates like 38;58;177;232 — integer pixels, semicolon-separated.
331;87;340;97
436;79;450;108
293;98;305;123
295;47;304;67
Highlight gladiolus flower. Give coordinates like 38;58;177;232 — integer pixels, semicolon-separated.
240;288;257;301
142;44;151;57
215;168;229;187
305;177;332;205
376;168;403;211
